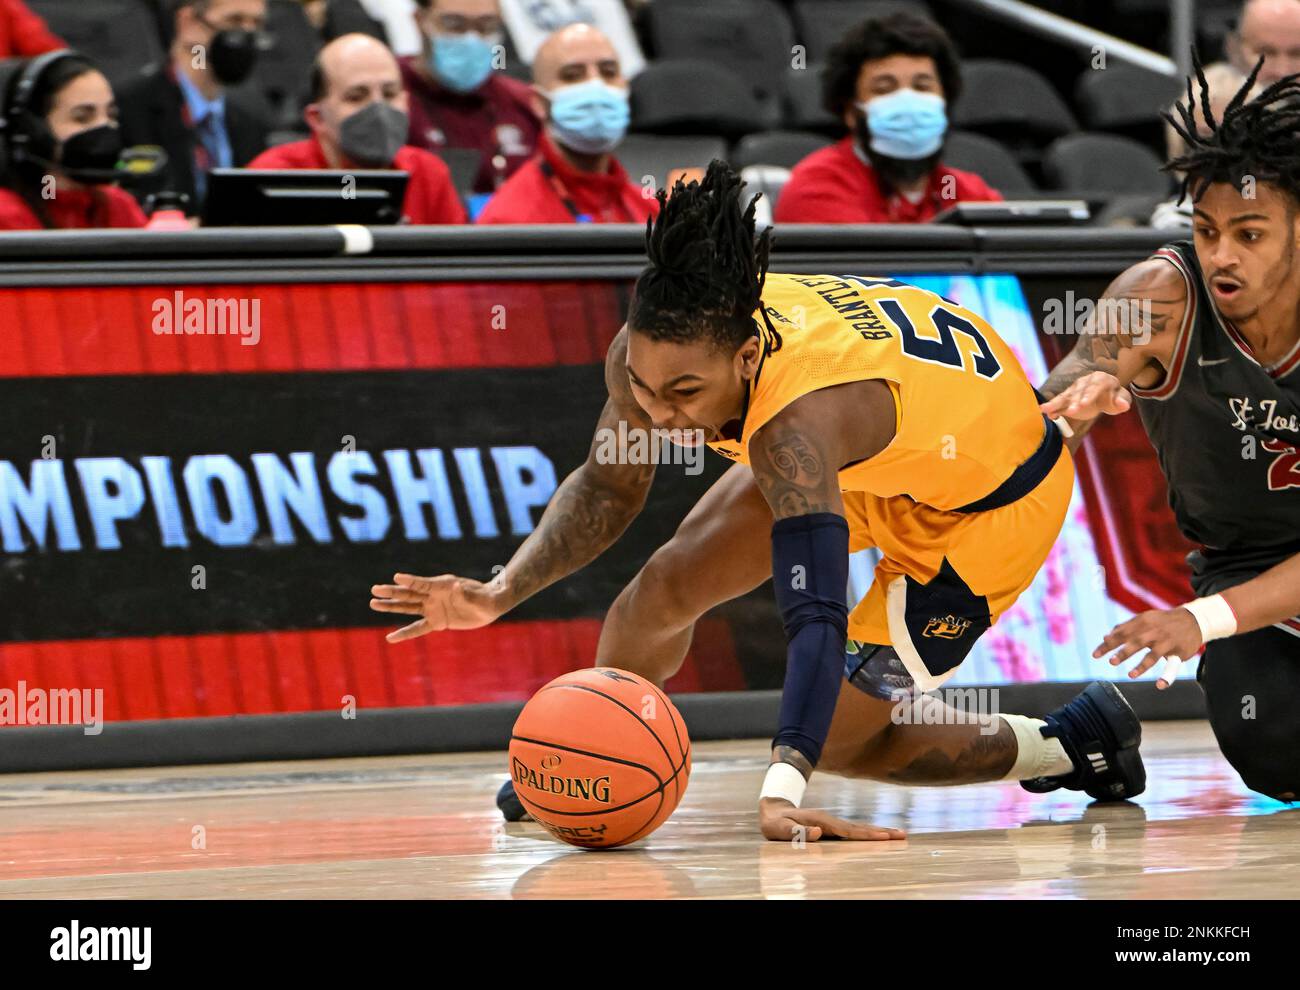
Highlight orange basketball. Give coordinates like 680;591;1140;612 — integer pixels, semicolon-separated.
508;667;691;849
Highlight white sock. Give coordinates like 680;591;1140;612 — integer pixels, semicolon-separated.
999;713;1074;780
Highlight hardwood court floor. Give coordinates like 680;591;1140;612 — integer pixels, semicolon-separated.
0;721;1296;899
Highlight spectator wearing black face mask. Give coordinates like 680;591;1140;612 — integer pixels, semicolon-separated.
117;0;272;213
0;51;147;229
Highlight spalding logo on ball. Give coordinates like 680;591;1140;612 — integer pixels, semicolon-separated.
508;667;691;849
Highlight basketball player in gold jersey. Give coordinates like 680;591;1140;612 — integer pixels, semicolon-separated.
370;162;1145;841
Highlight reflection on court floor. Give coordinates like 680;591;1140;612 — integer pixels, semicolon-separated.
0;722;1293;899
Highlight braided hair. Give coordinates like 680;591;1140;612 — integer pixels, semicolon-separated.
628;159;780;353
1164;51;1300;206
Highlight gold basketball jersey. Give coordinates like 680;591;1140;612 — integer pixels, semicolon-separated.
707;273;1049;510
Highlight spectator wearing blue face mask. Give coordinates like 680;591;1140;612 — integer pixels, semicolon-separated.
400;0;540;193
475;22;656;224
776;11;1001;224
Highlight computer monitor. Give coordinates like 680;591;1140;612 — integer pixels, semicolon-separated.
200;168;410;226
933;200;1091;225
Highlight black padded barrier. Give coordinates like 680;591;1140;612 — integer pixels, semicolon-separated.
0;222;1197;770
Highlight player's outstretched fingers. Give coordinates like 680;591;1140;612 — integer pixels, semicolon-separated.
1156;654;1184;689
370;583;427;602
393;572;453;592
788;809;906;842
1039;393;1072;419
1127;643;1170;679
1094;616;1148;660
369;598;424;615
386;618;432;643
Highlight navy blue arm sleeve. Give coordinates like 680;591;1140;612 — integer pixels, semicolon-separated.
770;512;851;768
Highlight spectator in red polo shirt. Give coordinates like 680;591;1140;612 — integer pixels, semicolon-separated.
475;23;656;225
0;0;63;57
247;33;466;225
0;51;147;229
401;0;540;193
775;11;1001;224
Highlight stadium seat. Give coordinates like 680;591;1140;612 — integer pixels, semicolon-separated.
646;0;795;129
1197;2;1242;61
951;59;1078;154
739;164;790;225
1042;132;1170;197
1090;192;1168;227
435;148;483;198
630;59;768;138
732;129;832;170
1075;65;1184;149
495;24;532;83
237;0;322;131
617;133;729;191
26;0;164;90
942;130;1037;194
320;0;389;45
782;65;841;134
791;0;934;61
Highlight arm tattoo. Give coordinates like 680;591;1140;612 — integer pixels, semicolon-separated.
886;719;1018;784
750;420;838;519
497;328;654;608
504;469;648;605
1038;261;1187;400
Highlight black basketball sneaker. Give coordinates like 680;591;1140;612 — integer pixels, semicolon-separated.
1020;681;1146;801
497;779;531;822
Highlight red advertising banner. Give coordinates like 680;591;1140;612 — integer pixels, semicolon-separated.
0;279;756;722
0;272;1199;725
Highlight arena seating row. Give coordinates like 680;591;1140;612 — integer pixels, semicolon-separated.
29;1;1192;151
620;127;1168;194
1030;0;1242;57
20;0;1186;218
631;57;1180;155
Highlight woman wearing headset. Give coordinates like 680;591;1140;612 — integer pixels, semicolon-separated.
0;50;147;229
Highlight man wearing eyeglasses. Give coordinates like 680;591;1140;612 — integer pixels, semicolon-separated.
118;0;272;214
400;0;540;194
1226;0;1300;87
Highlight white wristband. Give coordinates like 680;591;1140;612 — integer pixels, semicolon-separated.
760;762;808;807
1182;594;1238;643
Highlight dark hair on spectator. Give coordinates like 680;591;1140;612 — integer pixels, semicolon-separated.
1164;52;1300;206
31;52;99;118
821;11;962;120
310;57;328;102
162;0;212;48
1;52;105;229
159;0;215;47
627;159;779;354
169;0;212;17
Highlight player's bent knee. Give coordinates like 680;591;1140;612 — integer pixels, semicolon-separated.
1218;728;1300;802
1206;709;1300;802
1202;633;1300;803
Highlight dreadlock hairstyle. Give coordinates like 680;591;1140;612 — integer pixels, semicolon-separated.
628;159;782;354
1164;50;1300;206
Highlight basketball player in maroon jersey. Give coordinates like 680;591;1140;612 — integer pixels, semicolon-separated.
1041;59;1300;802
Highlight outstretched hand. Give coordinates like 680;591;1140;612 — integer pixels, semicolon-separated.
1094;606;1204;688
369;572;508;642
759;798;907;842
1040;370;1132;423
